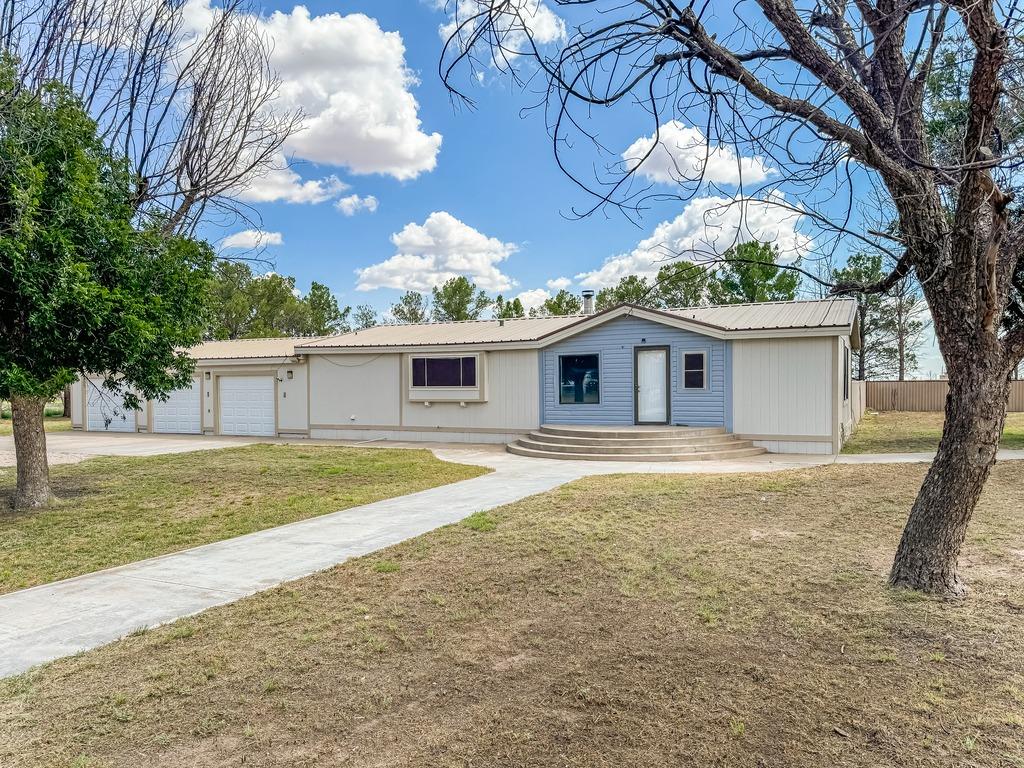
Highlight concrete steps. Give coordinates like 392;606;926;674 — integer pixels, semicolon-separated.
507;424;767;462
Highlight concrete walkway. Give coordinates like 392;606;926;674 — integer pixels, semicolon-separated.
2;435;1022;678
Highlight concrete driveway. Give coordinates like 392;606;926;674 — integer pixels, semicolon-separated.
0;431;258;467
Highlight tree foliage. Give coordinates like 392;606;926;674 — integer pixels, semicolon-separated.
530;289;583;317
206;263;349;339
707;243;799;305
391;291;431;324
0;60;212;407
431;276;492;321
493;295;526;318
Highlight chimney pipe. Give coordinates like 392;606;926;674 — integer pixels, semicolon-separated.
582;289;595;315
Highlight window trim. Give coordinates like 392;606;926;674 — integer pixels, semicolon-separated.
557;352;602;406
843;343;850;402
407;352;485;402
680;349;709;391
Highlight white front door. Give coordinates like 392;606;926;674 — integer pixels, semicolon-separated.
152;380;202;434
86;380;137;432
636;347;669;424
218;376;276;436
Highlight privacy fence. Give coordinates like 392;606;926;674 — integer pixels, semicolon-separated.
865;380;1024;412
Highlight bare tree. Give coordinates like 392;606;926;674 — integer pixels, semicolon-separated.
1;0;300;234
441;0;1024;596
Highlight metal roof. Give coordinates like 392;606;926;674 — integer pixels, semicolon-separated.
296;315;584;349
296;298;857;351
664;298;858;331
189;337;319;361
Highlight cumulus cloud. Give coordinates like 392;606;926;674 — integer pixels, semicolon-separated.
236;158;347;204
546;276;572;291
515;288;551;310
575;193;812;288
623;121;773;187
221;230;284;249
335;194;379;216
440;0;566;53
262;6;442;179
184;0;442;204
356;211;518;292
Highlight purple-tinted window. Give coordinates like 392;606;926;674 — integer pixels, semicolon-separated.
411;356;478;387
412;357;426;387
461;356;476;387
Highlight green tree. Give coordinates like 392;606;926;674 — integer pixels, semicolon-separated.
493;295;525;318
353;305;379;330
530;289;583;317
832;253;898;380
0;66;213;509
307;282;351;335
245;273;310;337
431;276;492;321
595;275;659;310
391;291;431;324
656;262;710;308
708;243;799;304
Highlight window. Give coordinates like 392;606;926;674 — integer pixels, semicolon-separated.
682;351;707;390
559;354;600;404
843;345;850;401
411;356;477;388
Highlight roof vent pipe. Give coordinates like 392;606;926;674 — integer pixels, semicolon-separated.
582;289;595;315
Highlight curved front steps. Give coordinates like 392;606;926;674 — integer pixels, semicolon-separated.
507;424;767;462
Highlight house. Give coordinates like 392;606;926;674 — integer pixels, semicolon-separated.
71;298;861;456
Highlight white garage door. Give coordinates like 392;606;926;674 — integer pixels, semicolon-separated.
86;381;137;432
219;376;276;436
152;381;202;434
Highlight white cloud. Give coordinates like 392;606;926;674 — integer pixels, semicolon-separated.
356;211;518;292
546;276;572;291
236;158;347;204
221;230;284;249
260;6;442;180
440;0;566;54
623;121;773;187
335;194;379;216
515;288;550;310
576;193;812;288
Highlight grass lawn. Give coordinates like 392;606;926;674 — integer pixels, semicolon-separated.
2;462;1022;767
0;445;487;594
843;410;1024;453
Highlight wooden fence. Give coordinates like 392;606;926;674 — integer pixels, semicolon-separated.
865;380;1024;412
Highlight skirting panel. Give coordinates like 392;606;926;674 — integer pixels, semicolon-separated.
310;428;521;445
752;440;835;455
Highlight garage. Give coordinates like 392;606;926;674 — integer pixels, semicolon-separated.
86;381;137;432
218;375;276;436
151;380;202;434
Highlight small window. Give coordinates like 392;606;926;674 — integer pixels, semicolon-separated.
682;352;706;389
843;345;850;401
411;356;477;387
559;354;600;404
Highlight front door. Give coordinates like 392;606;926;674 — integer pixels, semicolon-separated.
635;346;670;424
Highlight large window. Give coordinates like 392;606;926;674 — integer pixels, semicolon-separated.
843;345;850;401
559;354;600;404
411;356;477;388
682;351;707;390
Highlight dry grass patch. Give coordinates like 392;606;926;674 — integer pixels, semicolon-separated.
1;462;1022;767
844;410;1024;453
0;444;487;593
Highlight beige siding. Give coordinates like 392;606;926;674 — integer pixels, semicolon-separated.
71;377;84;428
732;337;833;440
276;363;308;433
308;353;402;428
866;380;1024;411
402;350;539;431
851;380;866;424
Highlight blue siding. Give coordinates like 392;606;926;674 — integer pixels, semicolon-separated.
540;315;729;426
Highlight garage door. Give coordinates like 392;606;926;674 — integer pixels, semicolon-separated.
86;381;137;432
152;381;202;434
219;376;276;436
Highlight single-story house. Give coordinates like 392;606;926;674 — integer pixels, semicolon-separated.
72;298;861;455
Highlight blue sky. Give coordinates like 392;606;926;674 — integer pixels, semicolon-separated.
204;0;945;375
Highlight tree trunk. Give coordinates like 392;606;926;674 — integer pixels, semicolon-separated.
62;386;71;417
889;365;1010;597
10;394;54;511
